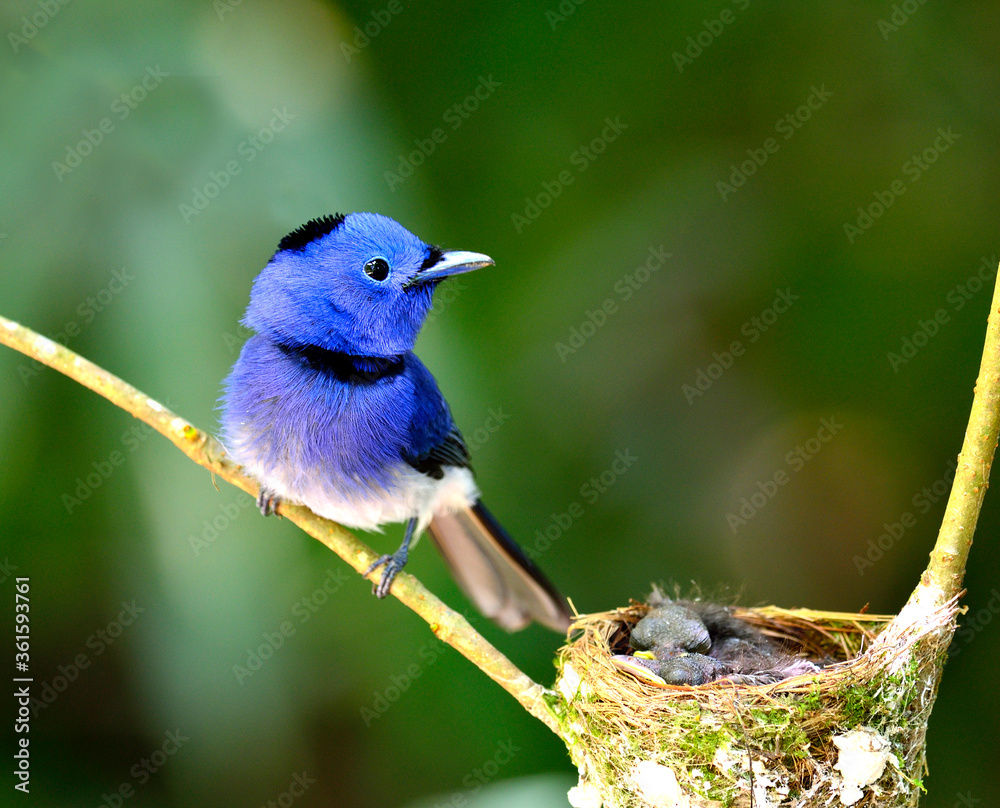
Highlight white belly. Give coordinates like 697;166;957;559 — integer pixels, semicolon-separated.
239;452;478;533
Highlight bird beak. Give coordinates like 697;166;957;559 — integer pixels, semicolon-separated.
409;250;494;287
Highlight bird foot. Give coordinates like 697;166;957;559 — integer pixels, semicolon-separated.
364;551;408;599
256;487;281;517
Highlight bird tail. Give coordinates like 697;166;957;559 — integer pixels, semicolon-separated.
426;501;572;633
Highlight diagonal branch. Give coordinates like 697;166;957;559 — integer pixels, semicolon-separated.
0;314;563;737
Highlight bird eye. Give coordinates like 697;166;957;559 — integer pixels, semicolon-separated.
364;258;390;282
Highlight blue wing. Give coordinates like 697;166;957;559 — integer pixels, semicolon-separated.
401;354;471;479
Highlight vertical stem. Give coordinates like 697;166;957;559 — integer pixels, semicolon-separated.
913;261;1000;605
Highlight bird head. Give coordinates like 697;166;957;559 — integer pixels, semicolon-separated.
243;212;494;356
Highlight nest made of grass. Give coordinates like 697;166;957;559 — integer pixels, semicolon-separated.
560;602;894;736
555;599;956;806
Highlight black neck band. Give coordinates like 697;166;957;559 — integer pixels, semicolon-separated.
279;343;405;384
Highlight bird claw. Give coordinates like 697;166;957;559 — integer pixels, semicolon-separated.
257;487;280;517
365;553;406;598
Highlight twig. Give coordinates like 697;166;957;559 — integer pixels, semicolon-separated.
873;260;1000;661
0;315;563;737
908;261;1000;609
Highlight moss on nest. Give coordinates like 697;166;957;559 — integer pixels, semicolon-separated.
554;597;958;807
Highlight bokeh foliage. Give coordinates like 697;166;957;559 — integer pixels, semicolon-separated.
1;1;999;806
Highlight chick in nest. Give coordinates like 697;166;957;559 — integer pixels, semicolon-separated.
620;593;823;686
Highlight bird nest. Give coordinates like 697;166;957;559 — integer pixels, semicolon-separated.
553;593;959;808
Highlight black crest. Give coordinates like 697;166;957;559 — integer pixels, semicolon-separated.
277;214;347;252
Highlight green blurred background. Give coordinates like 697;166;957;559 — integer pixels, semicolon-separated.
2;1;999;805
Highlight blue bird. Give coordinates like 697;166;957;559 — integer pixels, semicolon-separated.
221;212;571;632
